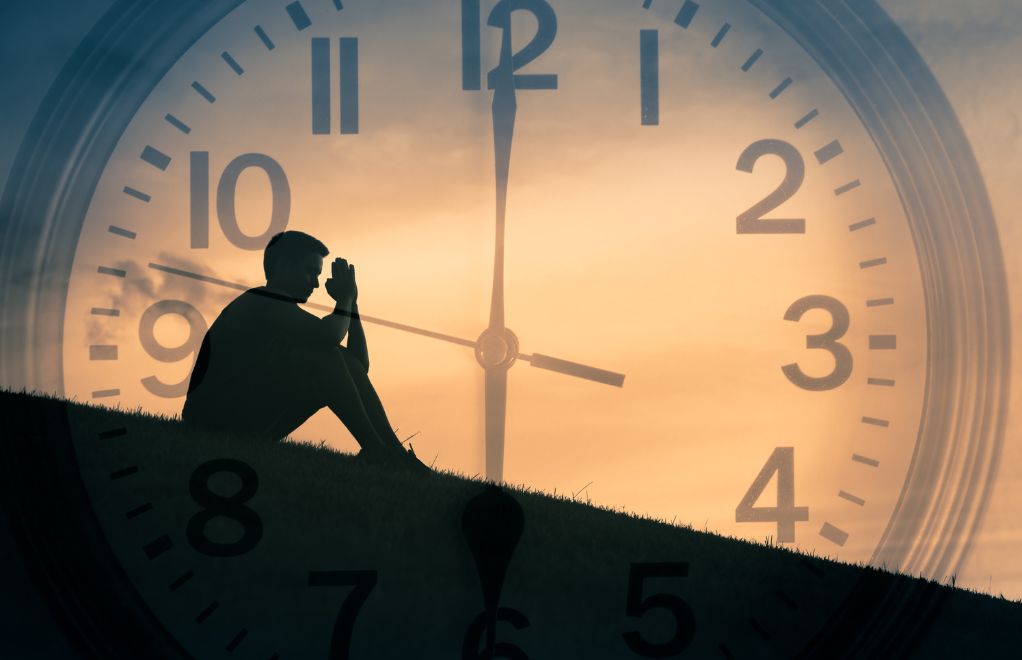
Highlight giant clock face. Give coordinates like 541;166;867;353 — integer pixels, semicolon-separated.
3;0;1010;656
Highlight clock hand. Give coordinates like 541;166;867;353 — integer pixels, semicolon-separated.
481;6;518;482
148;262;625;386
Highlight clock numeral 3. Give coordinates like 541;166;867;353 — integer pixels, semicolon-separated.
735;139;806;234
190;151;291;250
782;295;853;391
462;0;559;91
308;570;378;660
138;300;208;398
311;37;360;135
622;562;695;657
735;447;809;543
186;459;264;556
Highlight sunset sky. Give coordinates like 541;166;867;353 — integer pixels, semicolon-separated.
1;0;1020;601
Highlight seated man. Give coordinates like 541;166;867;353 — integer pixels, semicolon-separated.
182;230;424;470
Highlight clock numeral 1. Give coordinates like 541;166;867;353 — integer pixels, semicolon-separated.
622;562;695;657
190;151;291;250
639;30;659;126
312;37;359;135
462;0;559;91
735;447;809;543
308;570;377;660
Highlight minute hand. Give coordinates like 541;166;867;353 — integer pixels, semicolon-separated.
488;22;517;332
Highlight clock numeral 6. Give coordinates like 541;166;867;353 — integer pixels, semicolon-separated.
190;151;291;250
139;300;208;398
462;0;559;91
186;459;264;557
735;447;809;544
622;562;695;657
308;570;378;660
782;295;853;391
462;607;531;660
735;139;806;234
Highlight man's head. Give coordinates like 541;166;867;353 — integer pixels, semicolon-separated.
263;231;329;302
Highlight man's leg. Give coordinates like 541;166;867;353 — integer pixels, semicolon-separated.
336;347;403;447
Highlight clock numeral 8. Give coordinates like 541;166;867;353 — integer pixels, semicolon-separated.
186;458;263;557
462;0;559;91
138;300;208;398
782;295;853;391
622;562;695;657
190;151;291;250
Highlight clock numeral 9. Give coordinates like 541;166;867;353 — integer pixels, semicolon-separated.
735;139;806;234
782;295;853;391
138;300;208;398
186;459;264;557
308;570;378;660
190;151;291;250
735;447;809;544
622;562;695;657
462;0;559;91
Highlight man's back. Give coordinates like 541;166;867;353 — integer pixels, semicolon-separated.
182;287;333;436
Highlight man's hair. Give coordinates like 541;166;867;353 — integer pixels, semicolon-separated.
263;231;329;279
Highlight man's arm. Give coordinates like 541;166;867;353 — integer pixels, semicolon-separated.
346;302;369;371
321;258;368;369
322;296;354;344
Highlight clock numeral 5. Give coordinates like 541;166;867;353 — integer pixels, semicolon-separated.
311;37;360;135
308;570;378;660
622;562;695;657
139;300;208;398
190;151;291;250
462;0;559;91
735;447;809;544
186;459;264;556
782;295;853;391
735;139;806;234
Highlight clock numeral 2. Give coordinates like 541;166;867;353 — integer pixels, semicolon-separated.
462;0;559;91
622;562;695;657
308;570;378;660
190;151;291;250
735;139;806;234
312;37;360;135
735;447;809;543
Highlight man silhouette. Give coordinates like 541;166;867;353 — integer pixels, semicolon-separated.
182;231;425;470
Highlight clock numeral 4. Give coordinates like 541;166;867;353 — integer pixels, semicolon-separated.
190;151;291;250
622;562;695;657
311;37;360;135
186;459;264;556
462;0;559;91
308;570;378;660
139;300;208;398
735;447;809;544
782;295;853;391
735;139;806;234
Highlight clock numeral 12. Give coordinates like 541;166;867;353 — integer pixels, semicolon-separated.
311;37;360;134
190;151;291;250
462;0;559;91
735;447;809;543
308;570;378;660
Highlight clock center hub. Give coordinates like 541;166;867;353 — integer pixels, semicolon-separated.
474;328;520;370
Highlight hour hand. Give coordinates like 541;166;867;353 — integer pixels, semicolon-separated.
525;353;626;387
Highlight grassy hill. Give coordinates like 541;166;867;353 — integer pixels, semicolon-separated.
2;390;1019;658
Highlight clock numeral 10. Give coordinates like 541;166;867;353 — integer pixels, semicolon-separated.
735;447;809;543
190;151;291;250
308;570;378;660
311;37;360;135
622;562;695;657
462;0;559;91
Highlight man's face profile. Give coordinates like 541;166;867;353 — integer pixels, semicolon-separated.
268;252;323;303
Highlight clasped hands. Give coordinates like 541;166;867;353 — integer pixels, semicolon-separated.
325;257;358;305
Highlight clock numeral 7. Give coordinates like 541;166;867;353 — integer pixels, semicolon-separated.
622;562;695;657
735;447;809;544
462;0;559;91
308;570;378;660
190;151;291;250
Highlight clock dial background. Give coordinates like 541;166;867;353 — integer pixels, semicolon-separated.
0;0;1017;604
60;0;926;565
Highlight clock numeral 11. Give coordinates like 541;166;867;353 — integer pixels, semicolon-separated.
312;37;359;134
735;447;809;543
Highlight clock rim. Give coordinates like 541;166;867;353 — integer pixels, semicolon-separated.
0;0;1010;656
